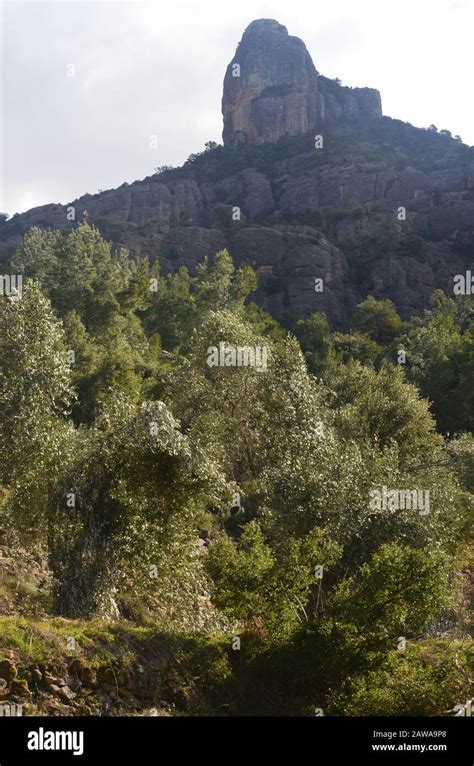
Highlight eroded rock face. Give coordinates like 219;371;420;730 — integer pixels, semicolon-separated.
222;19;382;147
317;77;382;125
222;19;319;147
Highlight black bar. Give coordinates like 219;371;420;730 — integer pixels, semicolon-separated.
0;716;471;764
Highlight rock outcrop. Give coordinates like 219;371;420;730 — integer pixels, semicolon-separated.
222;19;320;146
0;19;472;328
317;77;382;124
222;19;382;146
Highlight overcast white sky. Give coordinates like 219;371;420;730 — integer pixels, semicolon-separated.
1;0;473;216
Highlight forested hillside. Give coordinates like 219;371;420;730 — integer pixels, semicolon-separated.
0;224;472;715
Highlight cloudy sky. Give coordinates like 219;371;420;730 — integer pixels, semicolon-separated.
1;0;473;216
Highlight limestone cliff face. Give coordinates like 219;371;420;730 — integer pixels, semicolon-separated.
222;20;319;146
317;77;382;124
222;19;382;147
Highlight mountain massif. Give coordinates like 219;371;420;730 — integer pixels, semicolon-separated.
1;18;473;327
0;18;473;725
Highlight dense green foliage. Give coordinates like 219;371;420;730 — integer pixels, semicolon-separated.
0;224;472;715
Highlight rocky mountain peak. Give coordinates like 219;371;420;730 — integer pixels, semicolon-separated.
222;18;319;147
244;18;288;34
222;19;382;147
